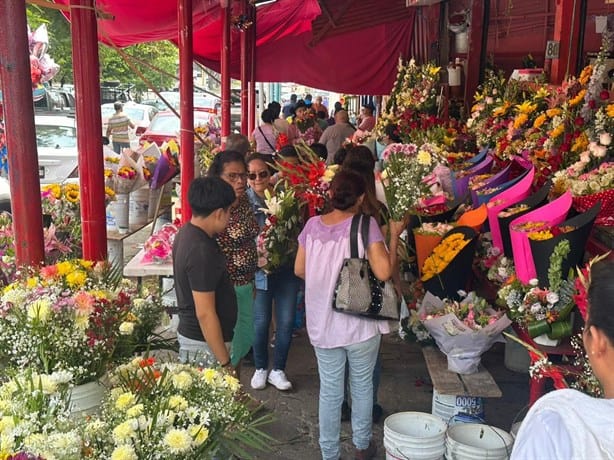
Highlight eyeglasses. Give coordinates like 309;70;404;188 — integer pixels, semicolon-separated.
223;172;248;182
248;171;270;180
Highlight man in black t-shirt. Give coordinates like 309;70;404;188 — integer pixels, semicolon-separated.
173;176;238;370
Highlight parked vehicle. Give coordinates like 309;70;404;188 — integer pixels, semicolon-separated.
35;113;79;184
139;109;221;146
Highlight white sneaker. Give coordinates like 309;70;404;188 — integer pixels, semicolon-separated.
267;369;292;391
250;369;268;390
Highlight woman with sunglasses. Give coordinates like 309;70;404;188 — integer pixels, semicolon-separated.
246;153;300;391
512;259;614;458
208;150;259;373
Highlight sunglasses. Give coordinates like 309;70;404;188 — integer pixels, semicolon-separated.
248;171;270;180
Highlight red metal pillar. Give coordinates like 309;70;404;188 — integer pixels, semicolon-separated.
178;0;194;223
464;0;489;114
240;0;249;136
550;0;582;85
221;0;232;142
0;1;45;266
70;0;107;261
248;3;257;135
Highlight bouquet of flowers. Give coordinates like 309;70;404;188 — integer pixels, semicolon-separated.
112;287;176;361
0;369;83;459
0;260;132;384
141;223;178;265
82;357;273;459
419;291;511;373
381;142;446;220
151;140;180;190
256;187;302;274
40;183;83;258
413;222;454;277
506;332;602;397
554;162;614;226
293;113;320;145
275;142;336;217
497;240;576;341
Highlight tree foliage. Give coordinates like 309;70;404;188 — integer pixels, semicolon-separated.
26;5;178;94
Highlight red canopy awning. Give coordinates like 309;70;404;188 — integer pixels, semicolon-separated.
55;0;415;94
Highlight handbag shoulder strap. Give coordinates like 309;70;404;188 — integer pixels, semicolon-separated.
259;125;277;152
360;214;370;258
349;214;361;258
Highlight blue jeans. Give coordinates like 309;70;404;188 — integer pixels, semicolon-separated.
252;270;300;370
314;334;381;460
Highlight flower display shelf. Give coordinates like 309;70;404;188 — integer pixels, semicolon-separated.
498;182;551;258
529;201;601;287
422;226;478;300
69;379;105;417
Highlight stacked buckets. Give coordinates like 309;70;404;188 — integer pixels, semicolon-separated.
445;423;514;459
384;412;514;460
383;412;447;460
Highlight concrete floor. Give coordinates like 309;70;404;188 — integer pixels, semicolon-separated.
240;331;529;460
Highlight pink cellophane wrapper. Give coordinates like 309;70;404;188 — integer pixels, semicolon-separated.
453;155;494;199
509;191;572;283
487;167;535;252
470;163;510;207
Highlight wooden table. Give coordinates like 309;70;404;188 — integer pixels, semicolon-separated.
124;249;176;312
421;346;502;398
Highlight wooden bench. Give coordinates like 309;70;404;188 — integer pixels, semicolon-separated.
421;346;502;398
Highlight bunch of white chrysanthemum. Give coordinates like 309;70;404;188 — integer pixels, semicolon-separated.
0;369;85;460
82;357;272;460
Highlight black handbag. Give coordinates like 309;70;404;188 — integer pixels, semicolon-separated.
332;214;399;320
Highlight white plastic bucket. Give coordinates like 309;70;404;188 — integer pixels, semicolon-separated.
383;412;446;460
455;31;468;54
504;332;530;373
432;390;484;425
111;193;129;232
130;186;150;226
445;423;514;460
69;380;105;417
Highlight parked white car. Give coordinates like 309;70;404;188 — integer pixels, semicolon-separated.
35;113;79;184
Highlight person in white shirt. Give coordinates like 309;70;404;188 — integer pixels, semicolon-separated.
512;259;614;459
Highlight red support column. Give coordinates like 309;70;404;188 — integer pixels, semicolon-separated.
70;0;107;261
240;0;249;136
0;0;45;266
248;3;257;136
550;0;582;85
221;0;232;142
178;0;194;224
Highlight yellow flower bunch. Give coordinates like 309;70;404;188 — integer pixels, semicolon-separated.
515;101;538;114
549;123;565;139
513;113;529;129
533;113;547;129
607;104;614;118
569;89;586;107
546;108;562;118
492;102;511;118
41;184;61;199
421;233;470;281
571;132;589;153
528;230;553;241
62;183;80;204
578;65;593;85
